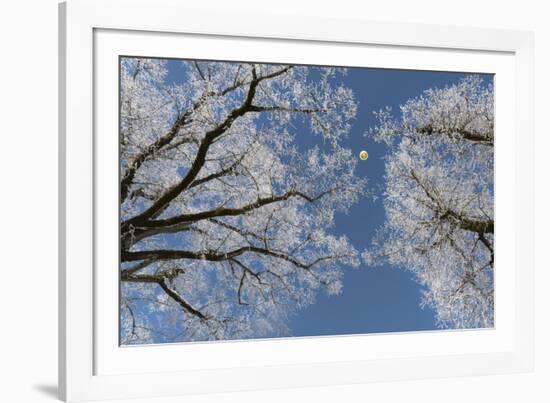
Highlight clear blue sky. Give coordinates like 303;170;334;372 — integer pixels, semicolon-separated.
157;60;493;338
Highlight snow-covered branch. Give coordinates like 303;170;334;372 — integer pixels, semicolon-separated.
119;58;363;344
363;76;494;329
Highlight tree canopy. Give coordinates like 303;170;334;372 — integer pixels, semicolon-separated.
119;58;365;344
363;76;494;329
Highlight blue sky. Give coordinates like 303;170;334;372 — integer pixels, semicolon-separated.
143;60;493;339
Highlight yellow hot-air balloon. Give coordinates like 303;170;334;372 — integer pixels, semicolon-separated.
359;150;369;161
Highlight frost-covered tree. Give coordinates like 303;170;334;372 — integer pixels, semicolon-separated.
363;76;494;329
119;58;364;344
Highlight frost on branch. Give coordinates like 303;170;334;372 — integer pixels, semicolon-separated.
119;58;364;344
363;76;494;329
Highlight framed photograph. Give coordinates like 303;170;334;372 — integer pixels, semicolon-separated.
59;0;534;401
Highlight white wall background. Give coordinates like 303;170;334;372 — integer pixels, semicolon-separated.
0;0;546;402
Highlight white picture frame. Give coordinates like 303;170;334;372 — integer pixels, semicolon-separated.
59;0;534;401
